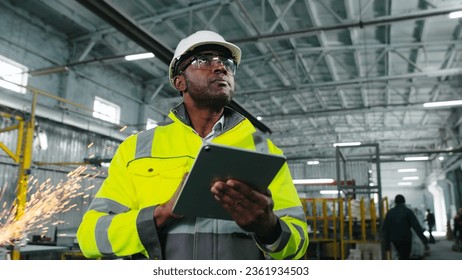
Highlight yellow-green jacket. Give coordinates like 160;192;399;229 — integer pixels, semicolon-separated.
77;103;308;259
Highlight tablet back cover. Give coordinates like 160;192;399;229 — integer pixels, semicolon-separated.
172;143;286;220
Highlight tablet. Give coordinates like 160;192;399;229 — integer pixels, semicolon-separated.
172;143;286;220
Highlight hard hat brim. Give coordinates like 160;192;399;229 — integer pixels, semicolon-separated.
169;40;241;89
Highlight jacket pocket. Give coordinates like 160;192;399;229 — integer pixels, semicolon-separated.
127;157;192;206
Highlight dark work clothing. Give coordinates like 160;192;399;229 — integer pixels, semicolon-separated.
454;215;462;242
426;213;435;227
391;240;412;260
381;204;429;260
426;212;436;243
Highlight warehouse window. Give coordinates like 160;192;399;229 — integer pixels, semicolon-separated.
0;55;28;94
93;96;120;124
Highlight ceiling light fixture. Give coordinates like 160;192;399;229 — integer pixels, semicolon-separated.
398;182;412;186
403;176;419;180
398;168;417;173
423;100;462;108
124;52;155;61
333;141;361;147
293;178;335;185
320;190;341;195
449;11;462;19
307;160;320;165
404;156;429;161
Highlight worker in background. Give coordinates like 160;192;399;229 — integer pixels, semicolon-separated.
76;30;308;260
425;208;436;243
453;208;462;251
381;194;429;260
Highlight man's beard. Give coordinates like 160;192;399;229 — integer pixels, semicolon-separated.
186;79;234;111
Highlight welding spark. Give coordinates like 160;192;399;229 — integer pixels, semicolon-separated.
0;166;98;246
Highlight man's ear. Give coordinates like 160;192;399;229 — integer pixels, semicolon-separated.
174;75;187;92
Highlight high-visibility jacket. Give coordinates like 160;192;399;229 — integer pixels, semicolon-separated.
77;103;308;260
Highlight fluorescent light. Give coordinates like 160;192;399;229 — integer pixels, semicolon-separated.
320;190;340;195
449;11;462;19
333;141;361;147
293;178;335;185
398;168;417;173
404;156;429;161
423;100;462;108
307;160;319;165
403;176;419;180
439;156;444;161
124;52;155;61
398;182;412;186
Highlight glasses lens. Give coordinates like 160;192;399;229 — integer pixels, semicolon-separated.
191;54;236;74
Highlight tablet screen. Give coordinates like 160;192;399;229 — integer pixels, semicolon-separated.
172;143;286;220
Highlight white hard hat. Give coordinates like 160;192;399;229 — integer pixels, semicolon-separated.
168;30;241;88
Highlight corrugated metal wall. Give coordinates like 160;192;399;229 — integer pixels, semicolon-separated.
0;115;117;240
289;160;371;198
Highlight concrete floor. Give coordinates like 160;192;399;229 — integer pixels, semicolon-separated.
424;236;462;260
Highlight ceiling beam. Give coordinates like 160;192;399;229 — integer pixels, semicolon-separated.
237;67;462;97
231;6;462;44
76;0;172;65
76;0;272;133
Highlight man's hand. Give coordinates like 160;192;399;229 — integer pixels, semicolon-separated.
153;173;187;228
211;179;281;244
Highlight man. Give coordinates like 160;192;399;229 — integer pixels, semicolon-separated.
76;30;308;260
425;209;436;243
453;208;462;251
381;194;429;260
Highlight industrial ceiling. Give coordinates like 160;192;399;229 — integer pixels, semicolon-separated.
3;0;462;163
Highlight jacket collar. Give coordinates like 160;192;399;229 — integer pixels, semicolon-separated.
170;102;246;135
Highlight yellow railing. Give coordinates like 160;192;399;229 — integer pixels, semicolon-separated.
302;196;388;260
302;198;341;259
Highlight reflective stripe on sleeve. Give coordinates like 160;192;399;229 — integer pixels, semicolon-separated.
88;197;130;256
95;215;115;255
87;197;130;214
283;223;307;260
274;206;307;223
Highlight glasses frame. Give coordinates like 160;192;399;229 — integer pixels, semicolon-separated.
177;53;237;75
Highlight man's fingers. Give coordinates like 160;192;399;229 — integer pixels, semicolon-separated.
225;179;268;206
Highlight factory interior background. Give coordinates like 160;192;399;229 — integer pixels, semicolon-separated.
0;0;462;260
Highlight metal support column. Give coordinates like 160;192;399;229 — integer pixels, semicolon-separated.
11;91;38;260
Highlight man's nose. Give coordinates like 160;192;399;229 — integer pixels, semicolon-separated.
211;59;228;72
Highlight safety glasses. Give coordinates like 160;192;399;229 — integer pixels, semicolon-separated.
178;53;237;75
